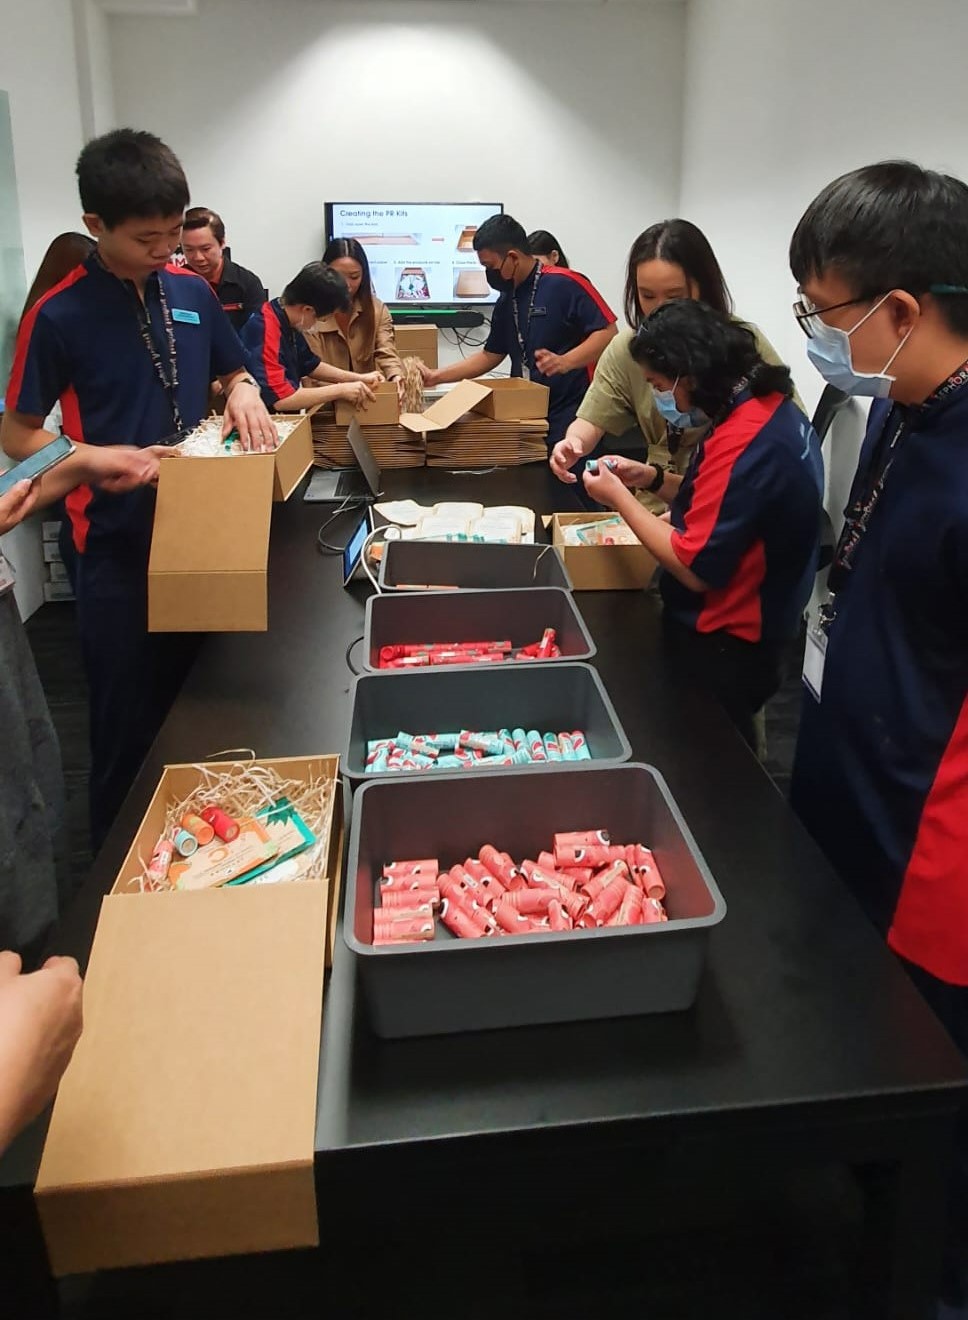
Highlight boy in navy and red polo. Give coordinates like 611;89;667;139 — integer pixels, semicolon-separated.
240;299;323;410
2;130;271;851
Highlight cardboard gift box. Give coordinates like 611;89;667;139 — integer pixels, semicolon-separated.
147;414;313;633
551;513;658;591
335;380;400;427
34;754;343;1276
393;323;438;368
470;377;549;421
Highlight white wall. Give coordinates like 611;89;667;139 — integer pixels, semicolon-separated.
0;0;86;277
108;0;686;323
680;0;968;420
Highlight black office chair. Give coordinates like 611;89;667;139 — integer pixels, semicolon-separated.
811;385;851;570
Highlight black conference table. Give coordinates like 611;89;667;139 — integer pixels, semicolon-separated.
3;462;967;1320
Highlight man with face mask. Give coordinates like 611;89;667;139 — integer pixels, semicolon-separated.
239;263;378;412
420;215;617;451
789;161;968;1319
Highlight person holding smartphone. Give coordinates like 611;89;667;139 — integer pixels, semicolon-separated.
0;441;165;958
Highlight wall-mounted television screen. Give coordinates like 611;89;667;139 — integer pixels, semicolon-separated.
324;201;504;307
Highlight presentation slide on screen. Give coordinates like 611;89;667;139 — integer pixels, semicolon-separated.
329;203;502;305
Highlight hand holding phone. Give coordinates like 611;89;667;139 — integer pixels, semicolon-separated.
0;435;75;498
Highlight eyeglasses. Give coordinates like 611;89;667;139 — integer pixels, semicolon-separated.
792;295;872;338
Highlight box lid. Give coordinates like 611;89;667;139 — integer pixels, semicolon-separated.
35;882;327;1274
400;379;491;433
150;454;274;574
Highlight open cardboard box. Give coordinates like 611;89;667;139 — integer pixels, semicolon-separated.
34;754;342;1276
335;380;400;427
471;377;549;421
399;379;492;435
147;413;313;634
552;512;658;590
394;323;438;368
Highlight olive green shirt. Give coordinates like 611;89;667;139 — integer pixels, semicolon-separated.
577;323;803;506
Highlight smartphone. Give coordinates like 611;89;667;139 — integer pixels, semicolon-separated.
343;507;374;586
0;435;75;497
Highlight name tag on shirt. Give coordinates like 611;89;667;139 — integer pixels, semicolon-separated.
0;552;16;597
172;308;200;324
802;624;827;702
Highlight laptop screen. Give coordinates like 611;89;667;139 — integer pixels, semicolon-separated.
346;419;382;496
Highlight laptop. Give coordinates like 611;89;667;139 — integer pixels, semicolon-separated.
304;419;383;504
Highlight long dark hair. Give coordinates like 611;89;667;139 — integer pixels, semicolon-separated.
527;229;569;268
322;236;375;351
623;219;733;327
21;232;95;322
630;300;792;421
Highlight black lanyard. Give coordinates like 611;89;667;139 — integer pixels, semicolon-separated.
511;264;541;376
96;251;184;432
820;360;968;631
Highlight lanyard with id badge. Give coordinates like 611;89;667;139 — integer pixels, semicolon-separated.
804;404;907;702
804;359;968;701
511;266;542;380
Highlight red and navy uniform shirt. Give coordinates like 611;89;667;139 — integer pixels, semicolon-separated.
6;254;243;554
239;299;320;410
484;264;615;446
662;391;823;643
791;377;968;986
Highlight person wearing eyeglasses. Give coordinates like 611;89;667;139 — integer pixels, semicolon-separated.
787;160;968;1320
550;220;796;510
582;299;822;752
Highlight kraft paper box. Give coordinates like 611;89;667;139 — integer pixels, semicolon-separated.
394;323;438;368
399;379;493;435
471;377;549;422
335;380;400;427
34;754;343;1276
552;513;658;591
147;415;312;634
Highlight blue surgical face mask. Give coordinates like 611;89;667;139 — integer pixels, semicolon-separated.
805;293;913;398
653;377;701;430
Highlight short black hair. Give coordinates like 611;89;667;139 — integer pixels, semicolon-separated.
630;300;793;419
183;206;225;244
76;129;189;229
527;230;569;268
473;214;531;257
790;161;968;335
624;219;733;326
281;262;351;317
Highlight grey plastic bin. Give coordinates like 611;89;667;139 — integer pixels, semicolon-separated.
344;763;725;1036
379;540;572;591
362;587;595;673
344;662;630;784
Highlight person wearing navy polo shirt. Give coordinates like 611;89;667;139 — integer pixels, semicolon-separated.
240;263;379;413
788;162;968;1319
583;300;822;751
420;215;617;450
1;128;276;852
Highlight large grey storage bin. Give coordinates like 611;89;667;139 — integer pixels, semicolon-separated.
344;763;725;1036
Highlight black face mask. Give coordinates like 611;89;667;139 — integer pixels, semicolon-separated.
485;267;514;294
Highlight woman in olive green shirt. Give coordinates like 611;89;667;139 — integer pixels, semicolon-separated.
550;219;796;508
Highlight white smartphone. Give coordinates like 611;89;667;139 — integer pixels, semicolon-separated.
0;435;75;497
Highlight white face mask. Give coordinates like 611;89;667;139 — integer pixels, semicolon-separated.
805;293;914;398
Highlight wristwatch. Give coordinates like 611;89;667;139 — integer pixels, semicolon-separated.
645;463;666;493
232;375;259;391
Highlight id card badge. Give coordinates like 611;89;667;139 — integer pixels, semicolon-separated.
0;552;17;597
802;624;827;702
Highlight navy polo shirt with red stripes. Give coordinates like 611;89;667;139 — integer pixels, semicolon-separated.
662;390;823;643
792;379;968;987
6;254;243;554
484;263;616;445
239;299;320;410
